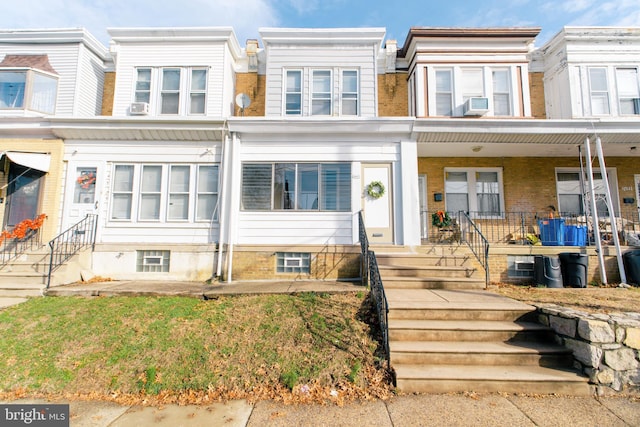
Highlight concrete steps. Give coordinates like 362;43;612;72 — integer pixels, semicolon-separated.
0;247;49;297
385;283;591;395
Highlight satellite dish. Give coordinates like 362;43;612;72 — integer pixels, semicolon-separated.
235;93;251;111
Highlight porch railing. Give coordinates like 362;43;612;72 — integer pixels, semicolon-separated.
358;211;390;368
459;211;490;286
0;228;42;267
46;214;98;288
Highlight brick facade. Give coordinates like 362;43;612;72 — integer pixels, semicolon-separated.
234;73;266;117
378;73;409;117
101;72;116;116
0;140;65;241
528;72;546;119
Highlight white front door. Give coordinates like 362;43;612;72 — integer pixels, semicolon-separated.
362;163;393;244
62;163;101;230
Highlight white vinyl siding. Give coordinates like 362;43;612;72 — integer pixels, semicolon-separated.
264;44;376;117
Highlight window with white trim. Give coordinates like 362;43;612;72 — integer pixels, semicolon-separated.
0;69;57;114
444;168;503;217
461;69;484;104
285;70;302;115
282;68;359;116
492;69;511;116
435;69;453;116
588;67;610;115
616;68;640;115
132;66;208;116
110;163;219;223
556;169;618;217
241;163;351;211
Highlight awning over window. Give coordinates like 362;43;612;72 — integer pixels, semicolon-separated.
0;151;51;172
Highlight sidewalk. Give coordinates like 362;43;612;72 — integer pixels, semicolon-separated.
4;393;639;426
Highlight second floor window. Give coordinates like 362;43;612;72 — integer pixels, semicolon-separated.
588;67;610;115
616;68;640;115
0;69;57;114
341;70;358;115
285;70;302;115
492;70;511;116
312;70;332;115
132;67;208;116
283;68;359;117
435;70;453;116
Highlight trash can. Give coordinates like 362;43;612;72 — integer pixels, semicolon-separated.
623;249;640;286
534;255;563;288
559;252;589;288
564;225;587;246
538;218;565;246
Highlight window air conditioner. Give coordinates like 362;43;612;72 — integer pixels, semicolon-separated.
130;102;150;115
463;97;489;116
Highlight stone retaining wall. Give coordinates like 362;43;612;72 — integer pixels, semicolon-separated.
536;304;640;394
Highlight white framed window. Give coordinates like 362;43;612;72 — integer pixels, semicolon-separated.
556;168;619;217
0;69;57;114
588;67;610;115
110;163;219;223
131;66;208;116
241;163;351;212
189;68;207;115
276;252;311;273
461;69;484;103
312;70;332;115
616;68;640;115
435;69;453;116
444;168;504;217
492;69;511;116
134;68;151;104
285;70;302;115
341;70;358;115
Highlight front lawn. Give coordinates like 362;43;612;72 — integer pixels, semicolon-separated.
0;292;392;404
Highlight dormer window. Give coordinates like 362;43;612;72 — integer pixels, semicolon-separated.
0;55;58;114
282;68;359;117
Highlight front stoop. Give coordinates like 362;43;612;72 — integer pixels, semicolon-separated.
386;288;591;395
0;248;49;297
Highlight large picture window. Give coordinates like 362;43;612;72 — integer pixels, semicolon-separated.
241;163;351;211
110;163;218;223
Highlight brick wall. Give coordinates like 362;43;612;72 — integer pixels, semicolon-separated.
234;73;266;117
0;140;65;241
529;72;546;119
229;245;360;281
101;72;116;116
378;73;408;117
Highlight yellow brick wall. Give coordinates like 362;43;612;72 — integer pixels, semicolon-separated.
378;73;409;117
229;245;360;281
529;72;546;119
419;156;638;214
101;72;116;116
0;140;65;241
234;73;266;117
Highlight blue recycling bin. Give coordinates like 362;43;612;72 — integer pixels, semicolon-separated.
564;225;587;246
538;218;565;246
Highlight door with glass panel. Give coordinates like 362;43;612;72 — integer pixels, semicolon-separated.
62;162;100;230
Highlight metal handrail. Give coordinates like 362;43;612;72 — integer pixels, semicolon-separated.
358;211;390;367
46;214;97;288
459;211;490;286
0;228;42;267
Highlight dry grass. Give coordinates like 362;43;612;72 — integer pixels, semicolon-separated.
489;282;640;314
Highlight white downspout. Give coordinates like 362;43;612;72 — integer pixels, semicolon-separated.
225;131;240;283
215;131;231;279
594;136;627;285
584;137;607;284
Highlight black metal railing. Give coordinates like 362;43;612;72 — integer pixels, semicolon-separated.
46;214;97;288
358;211;390;367
0;228;42;267
459;211;490;286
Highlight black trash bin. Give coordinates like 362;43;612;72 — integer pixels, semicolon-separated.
534;255;563;288
559;252;589;288
623;250;640;286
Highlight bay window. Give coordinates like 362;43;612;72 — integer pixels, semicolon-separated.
241;163;351;211
0;69;57;114
110;163;219;222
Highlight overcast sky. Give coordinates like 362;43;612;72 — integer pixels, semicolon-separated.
1;0;639;48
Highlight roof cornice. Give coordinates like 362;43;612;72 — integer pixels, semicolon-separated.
0;28;107;59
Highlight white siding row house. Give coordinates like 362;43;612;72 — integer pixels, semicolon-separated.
1;25;639;284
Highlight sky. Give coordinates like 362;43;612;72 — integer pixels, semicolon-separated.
1;0;639;49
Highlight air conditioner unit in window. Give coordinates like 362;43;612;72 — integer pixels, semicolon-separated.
464;97;489;116
130;102;149;115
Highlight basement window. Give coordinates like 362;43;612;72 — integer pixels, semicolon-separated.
136;250;170;272
276;252;311;273
507;255;534;278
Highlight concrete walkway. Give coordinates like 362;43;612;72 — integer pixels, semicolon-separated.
3;394;639;426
